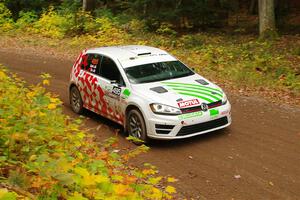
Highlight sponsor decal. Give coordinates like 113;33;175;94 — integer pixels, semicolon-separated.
112;86;121;96
209;109;219;117
221;110;229;115
177;99;200;108
122;88;131;98
89;64;97;73
178;111;203;120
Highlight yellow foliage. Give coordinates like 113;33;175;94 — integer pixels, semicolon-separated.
33;6;70;39
165;186;176;194
43;79;50;85
148;176;162;185
0;71;6;79
48;103;57;110
142;168;157;176
74;167;89;177
93;175;110;184
114;184;133;196
167;177;178;183
0;67;177;199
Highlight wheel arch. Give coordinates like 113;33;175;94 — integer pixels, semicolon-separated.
69;82;77;91
124;103;145;130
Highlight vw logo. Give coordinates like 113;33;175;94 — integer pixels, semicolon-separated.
201;103;208;111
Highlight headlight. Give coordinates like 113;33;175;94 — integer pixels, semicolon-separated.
150;103;182;115
222;94;228;105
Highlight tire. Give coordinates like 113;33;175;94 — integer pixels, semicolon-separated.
70;86;84;114
127;109;148;144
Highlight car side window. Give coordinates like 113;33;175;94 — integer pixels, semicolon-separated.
85;54;101;74
99;56;125;86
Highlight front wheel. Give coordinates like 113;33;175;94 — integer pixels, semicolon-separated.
70;86;84;114
127;109;148;144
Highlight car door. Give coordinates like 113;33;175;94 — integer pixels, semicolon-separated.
93;55;126;125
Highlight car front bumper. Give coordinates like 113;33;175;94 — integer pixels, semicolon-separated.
145;102;231;139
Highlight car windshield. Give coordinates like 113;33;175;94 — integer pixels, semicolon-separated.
124;61;194;84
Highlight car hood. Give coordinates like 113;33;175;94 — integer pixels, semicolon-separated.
131;74;224;108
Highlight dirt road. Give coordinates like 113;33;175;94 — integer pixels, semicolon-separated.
1;49;300;200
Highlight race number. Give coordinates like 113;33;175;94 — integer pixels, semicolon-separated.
112;86;121;96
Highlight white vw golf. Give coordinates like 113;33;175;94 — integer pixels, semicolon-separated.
69;45;231;142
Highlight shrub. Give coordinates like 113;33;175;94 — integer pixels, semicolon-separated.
0;66;177;199
156;22;177;36
15;11;38;31
33;6;72;39
0;3;14;32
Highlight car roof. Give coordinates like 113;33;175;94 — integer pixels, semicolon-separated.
86;45;177;68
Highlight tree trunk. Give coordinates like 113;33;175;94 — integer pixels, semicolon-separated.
258;0;277;37
249;0;257;14
83;0;95;11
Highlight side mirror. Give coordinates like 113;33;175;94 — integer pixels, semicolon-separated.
110;80;117;84
110;80;124;87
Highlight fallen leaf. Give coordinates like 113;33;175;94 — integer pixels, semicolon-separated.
165;186;176;194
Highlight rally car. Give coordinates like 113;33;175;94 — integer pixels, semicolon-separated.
69;45;231;142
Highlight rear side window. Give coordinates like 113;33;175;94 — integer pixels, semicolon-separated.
85;54;101;74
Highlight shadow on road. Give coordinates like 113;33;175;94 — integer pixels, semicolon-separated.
72;104;231;148
148;128;230;148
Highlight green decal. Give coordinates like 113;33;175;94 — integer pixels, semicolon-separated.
177;92;214;103
123;88;131;97
178;111;203;120
209;109;219;117
162;81;223;103
166;85;223;97
162;81;223;93
173;88;221;101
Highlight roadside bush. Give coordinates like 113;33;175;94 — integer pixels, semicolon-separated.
0;3;14;32
156;22;177;36
0;66;177;199
15;11;38;31
33;6;73;39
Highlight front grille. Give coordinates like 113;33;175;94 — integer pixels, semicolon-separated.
177;116;228;136
155;124;175;135
180;100;222;114
208;100;222;109
155;124;175;129
181;106;202;113
156;129;172;134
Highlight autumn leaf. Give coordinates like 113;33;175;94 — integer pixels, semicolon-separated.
165;186;176;194
148;176;162;185
114;184;133;196
167;177;178;183
43;79;50;85
142;169;157;176
74;167;89;177
48;103;57;109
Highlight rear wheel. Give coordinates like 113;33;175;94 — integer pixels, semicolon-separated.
127;109;148;144
70;86;84;114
